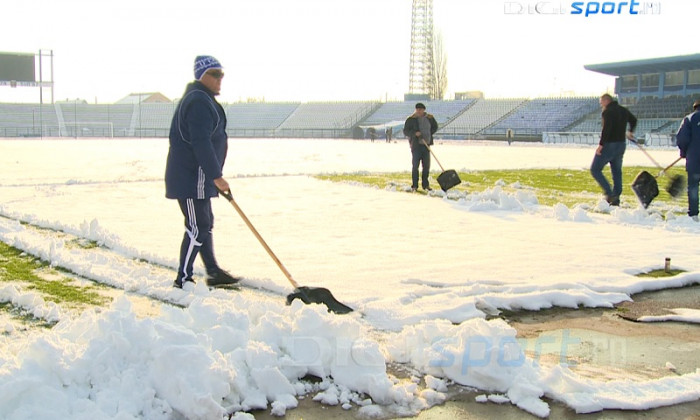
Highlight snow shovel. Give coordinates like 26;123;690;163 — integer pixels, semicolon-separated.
420;139;462;192
218;189;353;314
630;138;686;197
631;157;684;208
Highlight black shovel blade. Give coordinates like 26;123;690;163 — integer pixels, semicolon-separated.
286;286;354;314
631;170;659;208
437;169;462;192
666;175;686;198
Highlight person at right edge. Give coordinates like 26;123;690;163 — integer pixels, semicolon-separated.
403;102;438;192
590;93;637;206
676;99;700;221
165;55;239;289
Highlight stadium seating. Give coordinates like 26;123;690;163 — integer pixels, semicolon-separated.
225;102;299;130
441;98;526;136
277;102;376;129
629;95;697;119
132;103;177;137
634;118;677;134
362;100;474;126
566;116;601;133
137;103;176;126
419;100;475;125
361;102;418;126
274;102;378;137
57;103;133;137
0;104;59;137
568;110;679;136
0;97;692;142
483;97;599;136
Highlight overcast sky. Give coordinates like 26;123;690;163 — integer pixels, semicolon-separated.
0;0;696;104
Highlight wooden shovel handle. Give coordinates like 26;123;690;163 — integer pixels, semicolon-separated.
630;138;664;169
660;156;683;174
218;189;300;289
420;138;446;172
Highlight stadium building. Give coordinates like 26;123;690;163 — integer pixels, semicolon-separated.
585;53;700;105
1;54;699;146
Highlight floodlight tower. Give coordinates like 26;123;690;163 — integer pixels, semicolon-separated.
408;0;434;97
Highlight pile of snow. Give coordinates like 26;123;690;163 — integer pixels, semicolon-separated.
638;308;700;324
0;296;397;419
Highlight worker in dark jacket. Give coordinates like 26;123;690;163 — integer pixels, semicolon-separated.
590;93;637;206
165;55;238;288
676;99;700;220
403;103;438;191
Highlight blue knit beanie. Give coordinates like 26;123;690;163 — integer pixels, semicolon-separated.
194;55;223;80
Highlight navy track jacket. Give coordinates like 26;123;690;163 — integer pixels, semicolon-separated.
677;109;700;174
165;81;228;199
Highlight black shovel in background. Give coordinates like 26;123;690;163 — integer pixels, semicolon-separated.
217;189;353;314
629;138;685;208
631;157;685;208
420;139;462;191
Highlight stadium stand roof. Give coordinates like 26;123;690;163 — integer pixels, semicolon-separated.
584;54;700;76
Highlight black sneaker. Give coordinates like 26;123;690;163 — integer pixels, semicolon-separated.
206;270;241;286
424;186;433;191
173;278;195;289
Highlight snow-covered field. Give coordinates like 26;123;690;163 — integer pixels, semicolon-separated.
0;138;699;419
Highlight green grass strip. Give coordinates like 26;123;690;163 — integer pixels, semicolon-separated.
317;166;687;208
0;241;110;307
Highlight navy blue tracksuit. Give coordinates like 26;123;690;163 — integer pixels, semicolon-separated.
165;81;227;283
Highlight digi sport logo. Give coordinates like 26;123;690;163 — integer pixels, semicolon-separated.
504;1;661;16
